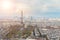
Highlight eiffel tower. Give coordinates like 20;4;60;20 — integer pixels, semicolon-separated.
1;11;24;39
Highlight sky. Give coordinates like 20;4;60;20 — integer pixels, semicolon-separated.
0;0;60;19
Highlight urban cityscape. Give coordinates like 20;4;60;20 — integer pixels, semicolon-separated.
0;11;60;40
0;0;60;40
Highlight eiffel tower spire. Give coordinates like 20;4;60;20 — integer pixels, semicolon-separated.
21;10;23;24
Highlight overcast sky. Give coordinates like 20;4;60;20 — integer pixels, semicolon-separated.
0;0;60;19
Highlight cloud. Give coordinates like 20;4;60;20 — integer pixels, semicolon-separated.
0;0;60;18
51;0;60;4
13;0;60;18
39;4;48;12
